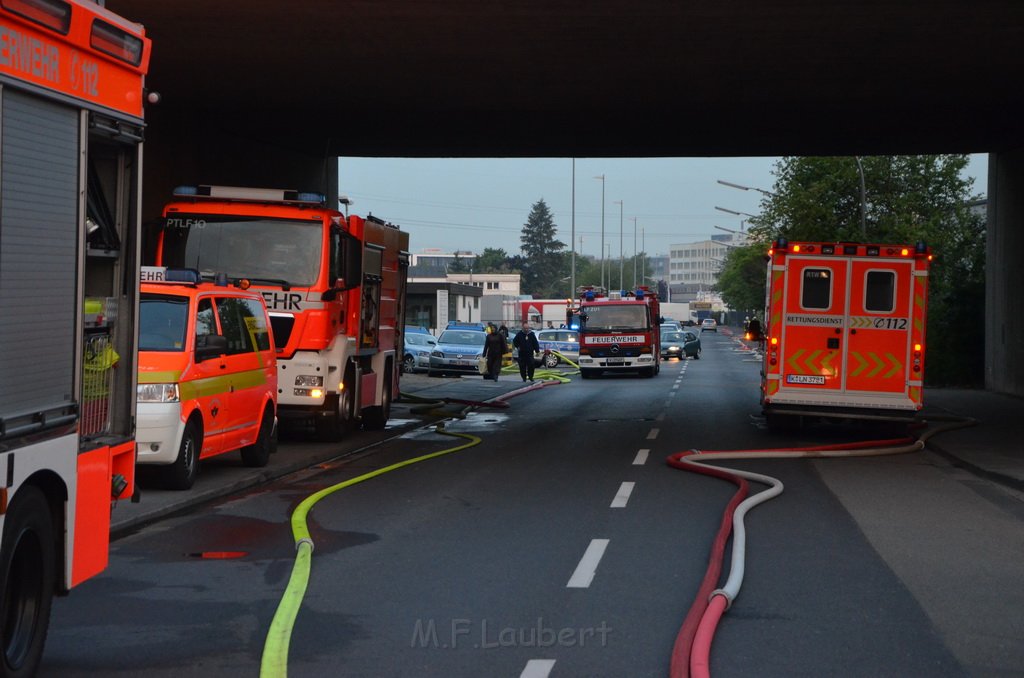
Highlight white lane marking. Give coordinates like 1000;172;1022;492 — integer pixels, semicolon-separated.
647;428;660;439
671;385;679;391
520;659;556;678
633;449;650;465
610;481;636;508
567;539;610;588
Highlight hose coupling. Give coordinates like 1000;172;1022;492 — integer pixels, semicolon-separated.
295;537;315;553
709;588;733;610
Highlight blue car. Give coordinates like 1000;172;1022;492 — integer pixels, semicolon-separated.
402;331;436;373
661;330;701;360
428;328;487;377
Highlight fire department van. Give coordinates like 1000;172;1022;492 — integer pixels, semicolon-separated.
136;268;278;489
760;239;931;430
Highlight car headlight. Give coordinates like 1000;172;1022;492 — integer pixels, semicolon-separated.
669;345;680;351
416;349;431;357
137;383;179;403
431;350;444;358
294;375;324;387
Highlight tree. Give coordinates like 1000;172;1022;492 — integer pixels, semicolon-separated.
716;243;769;316
474;247;513;273
447;253;470;274
724;154;985;386
519;199;566;297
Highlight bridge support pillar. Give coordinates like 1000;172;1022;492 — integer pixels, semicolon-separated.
986;149;1024;397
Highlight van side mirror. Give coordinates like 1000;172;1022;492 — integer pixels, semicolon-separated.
195;333;228;361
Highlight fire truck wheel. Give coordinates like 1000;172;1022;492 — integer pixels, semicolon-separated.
363;367;393;431
0;485;55;678
241;406;275;467
315;367;357;441
160;420;201;490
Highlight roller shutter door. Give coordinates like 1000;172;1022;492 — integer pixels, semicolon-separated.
0;89;79;415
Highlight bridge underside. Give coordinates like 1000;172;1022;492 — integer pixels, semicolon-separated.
109;1;1024;395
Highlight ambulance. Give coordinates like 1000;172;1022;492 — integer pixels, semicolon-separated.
136;268;278;489
760;239;931;430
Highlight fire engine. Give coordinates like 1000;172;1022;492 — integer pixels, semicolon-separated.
155;186;409;439
0;1;151;673
760;239;931;430
573;286;663;378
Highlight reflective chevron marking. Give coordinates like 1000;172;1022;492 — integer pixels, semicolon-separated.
866;352;887;378
883;352;903;378
850;351;869;377
787;348;806;375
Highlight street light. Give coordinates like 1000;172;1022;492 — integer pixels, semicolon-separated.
594;175;605;289
854;156;867;237
571;159;576;300
714;206;756;220
716;179;776;197
612;200;623;291
631;217;638;288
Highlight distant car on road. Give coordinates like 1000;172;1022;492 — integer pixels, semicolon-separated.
535;328;579;367
402;332;436;373
701;318;718;332
661;330;701;360
428;328;487;377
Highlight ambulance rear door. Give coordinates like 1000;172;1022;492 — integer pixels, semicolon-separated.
778;255;848;400
844;258;915;403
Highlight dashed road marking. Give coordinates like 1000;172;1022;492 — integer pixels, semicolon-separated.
633;449;649;465
520;659;556;677
567;539;610;588
610;481;636;508
646;428;660;440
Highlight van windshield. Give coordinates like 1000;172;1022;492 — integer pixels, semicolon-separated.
140;294;189;351
161;215;322;286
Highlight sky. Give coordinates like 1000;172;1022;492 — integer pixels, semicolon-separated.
337;155;988;259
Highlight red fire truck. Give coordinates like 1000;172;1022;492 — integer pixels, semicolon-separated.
574;286;663;378
155;186;409;439
760;239;931;430
0;1;151;673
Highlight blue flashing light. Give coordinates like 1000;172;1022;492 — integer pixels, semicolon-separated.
585;291;595;301
636;289;645;300
214;272;229;287
296;192;326;204
915;240;928;254
173;185;199;196
164;268;201;284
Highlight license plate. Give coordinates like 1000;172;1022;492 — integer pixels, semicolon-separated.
606;358;624;365
458;360;474;366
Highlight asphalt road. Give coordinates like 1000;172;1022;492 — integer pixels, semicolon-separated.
40;330;1023;677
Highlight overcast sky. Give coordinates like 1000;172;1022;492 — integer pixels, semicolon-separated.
338;155;988;259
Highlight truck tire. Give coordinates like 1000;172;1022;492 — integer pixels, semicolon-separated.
160;419;201;490
316;365;357;441
241;405;275;467
362;365;393;430
0;485;55;678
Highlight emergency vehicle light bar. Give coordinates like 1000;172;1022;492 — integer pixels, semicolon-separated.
173;185;326;205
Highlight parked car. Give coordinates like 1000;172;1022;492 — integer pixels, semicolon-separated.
701;318;718;332
428;328;488;376
136;273;278;490
535;328;580;367
661;330;701;360
402;331;437;373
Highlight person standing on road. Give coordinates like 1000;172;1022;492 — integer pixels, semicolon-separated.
512;322;540;381
483;327;507;380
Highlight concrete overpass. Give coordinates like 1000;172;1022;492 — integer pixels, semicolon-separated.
108;1;1024;396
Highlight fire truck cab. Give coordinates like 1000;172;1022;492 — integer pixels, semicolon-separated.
155;186;409;440
760;239;931;429
575;287;663;378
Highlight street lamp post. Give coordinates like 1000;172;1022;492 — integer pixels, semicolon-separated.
612;200;623;291
594;174;605;289
641;227;645;283
716;179;776;197
631;217;638;288
571;159;576;299
854;156;867;237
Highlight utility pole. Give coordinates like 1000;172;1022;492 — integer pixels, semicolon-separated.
631;217;638;288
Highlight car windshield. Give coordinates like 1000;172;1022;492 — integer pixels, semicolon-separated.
139;294;189;351
438;330;486;346
406;334;434;346
663;332;683;342
581;304;649;331
161;215;323;286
